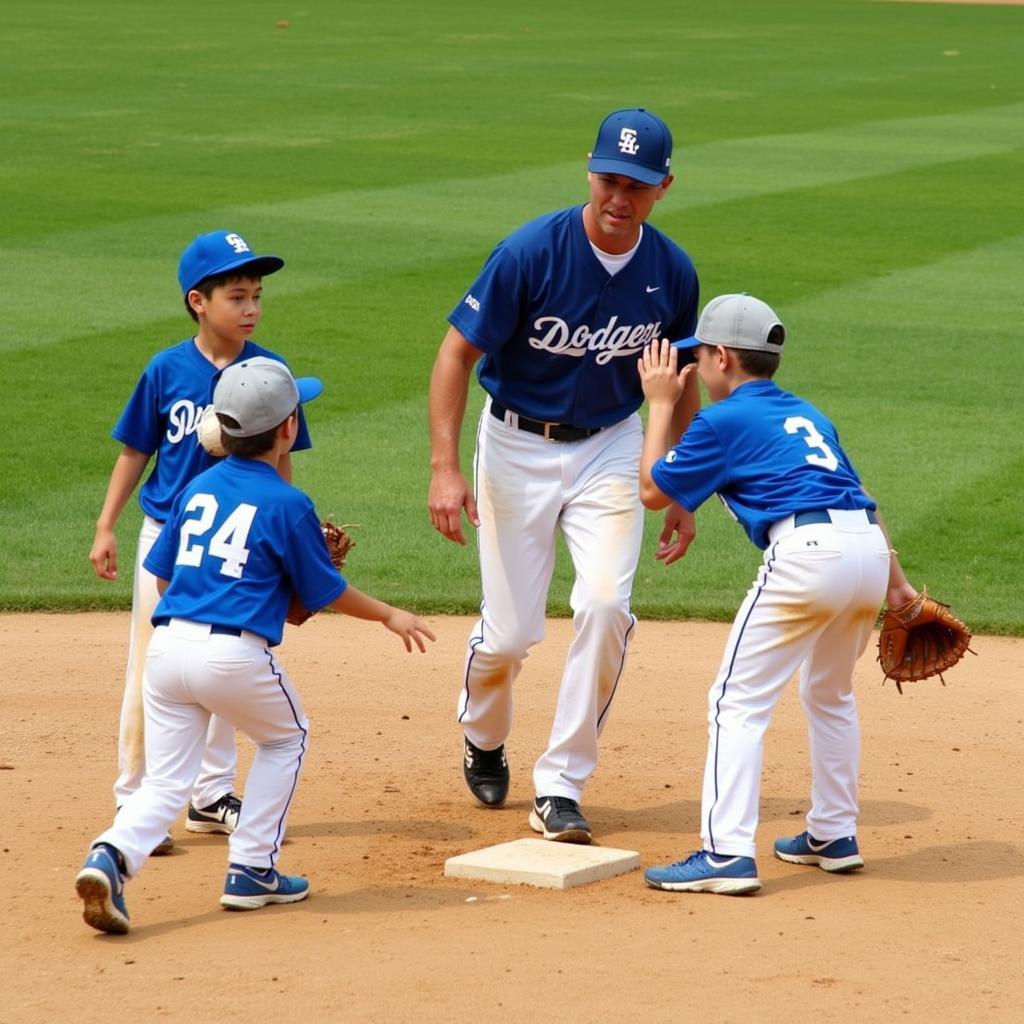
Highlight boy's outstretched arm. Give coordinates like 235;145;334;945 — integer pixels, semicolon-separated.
89;447;151;580
637;340;694;511
330;586;436;653
655;359;702;563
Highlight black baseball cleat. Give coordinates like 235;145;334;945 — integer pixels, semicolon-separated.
463;738;509;808
529;795;592;844
186;792;242;834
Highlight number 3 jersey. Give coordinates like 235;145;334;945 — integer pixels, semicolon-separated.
144;457;346;645
651;379;875;550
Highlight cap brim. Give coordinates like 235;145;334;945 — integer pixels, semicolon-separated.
587;157;668;186
296;377;323;404
183;254;285;293
672;337;701;350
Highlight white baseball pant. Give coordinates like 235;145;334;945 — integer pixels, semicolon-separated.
458;401;645;802
700;509;890;859
114;515;237;809
95;618;308;877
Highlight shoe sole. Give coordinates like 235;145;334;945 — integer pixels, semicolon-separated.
185;820;235;835
643;875;762;895
528;810;592;845
220;888;310;911
76;870;130;934
774;850;864;873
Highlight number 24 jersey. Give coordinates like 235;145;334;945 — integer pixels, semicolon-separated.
144;457;346;645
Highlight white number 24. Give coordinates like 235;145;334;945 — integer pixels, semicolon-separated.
176;494;257;579
784;416;839;472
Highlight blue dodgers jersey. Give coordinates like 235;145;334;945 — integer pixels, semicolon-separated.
651;379;874;549
449;205;698;429
112;339;313;523
144;457;347;647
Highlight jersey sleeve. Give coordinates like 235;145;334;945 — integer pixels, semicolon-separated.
112;365;162;454
142;501;180;581
447;242;526;353
284;507;348;612
666;265;699;341
650;414;729;512
293;406;313;452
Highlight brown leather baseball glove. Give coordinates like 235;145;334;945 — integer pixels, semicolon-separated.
877;589;973;693
286;521;356;626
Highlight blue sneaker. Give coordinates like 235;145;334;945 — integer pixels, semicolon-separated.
644;850;761;895
220;864;311;911
773;831;864;873
75;844;130;934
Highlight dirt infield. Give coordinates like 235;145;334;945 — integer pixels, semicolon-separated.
3;613;1021;1023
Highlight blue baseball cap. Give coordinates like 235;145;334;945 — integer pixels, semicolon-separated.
588;108;673;186
214;357;323;438
178;230;285;294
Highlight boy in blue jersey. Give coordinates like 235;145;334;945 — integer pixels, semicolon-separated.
76;358;435;933
636;294;919;894
428;108;700;843
88;230;313;852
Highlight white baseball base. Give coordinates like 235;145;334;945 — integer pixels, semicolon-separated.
444;838;640;890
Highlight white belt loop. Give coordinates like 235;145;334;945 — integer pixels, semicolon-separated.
828;508;873;532
768;507;875;545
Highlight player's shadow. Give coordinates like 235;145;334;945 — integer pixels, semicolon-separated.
761;796;934;828
86;884;497;940
286;817;476;842
582;795;937;854
586;799;702;838
857;840;1024;883
293;885;489;916
767;839;1024;894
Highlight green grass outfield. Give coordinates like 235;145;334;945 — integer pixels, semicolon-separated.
2;0;1022;633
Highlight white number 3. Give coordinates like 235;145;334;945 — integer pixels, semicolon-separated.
784;416;839;472
176;494;257;578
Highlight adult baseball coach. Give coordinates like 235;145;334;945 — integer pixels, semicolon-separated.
427;108;700;843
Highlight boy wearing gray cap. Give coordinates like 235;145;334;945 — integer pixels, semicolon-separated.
89;230;308;852
636;294;919;894
76;359;435;933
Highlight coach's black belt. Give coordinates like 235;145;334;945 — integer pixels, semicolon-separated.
153;617;242;637
794;509;878;527
490;401;603;443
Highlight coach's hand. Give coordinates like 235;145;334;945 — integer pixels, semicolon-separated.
656;503;695;565
429;467;480;545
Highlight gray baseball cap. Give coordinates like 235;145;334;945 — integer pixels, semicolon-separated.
673;293;786;354
214;357;323;437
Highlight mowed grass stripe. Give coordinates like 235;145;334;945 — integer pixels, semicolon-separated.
3;102;1022;354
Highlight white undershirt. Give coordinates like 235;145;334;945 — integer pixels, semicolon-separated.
589;225;643;276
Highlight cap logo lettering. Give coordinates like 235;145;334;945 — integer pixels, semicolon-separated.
618;128;639;156
224;233;251;254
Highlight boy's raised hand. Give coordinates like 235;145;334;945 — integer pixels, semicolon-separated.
638;338;693;405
